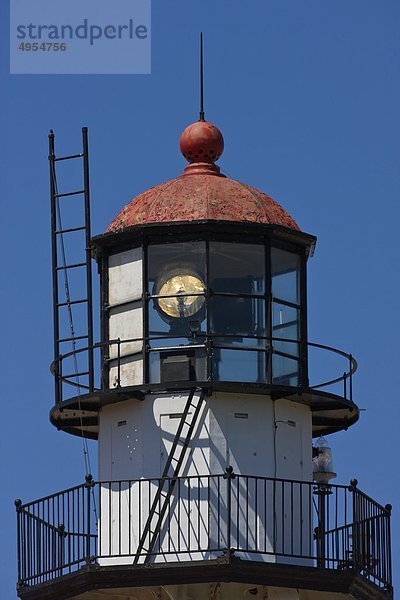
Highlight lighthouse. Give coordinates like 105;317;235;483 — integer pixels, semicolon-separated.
15;116;392;600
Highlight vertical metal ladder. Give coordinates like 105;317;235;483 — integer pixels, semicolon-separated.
49;128;94;404
134;388;206;563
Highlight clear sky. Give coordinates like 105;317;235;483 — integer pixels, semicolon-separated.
1;0;399;597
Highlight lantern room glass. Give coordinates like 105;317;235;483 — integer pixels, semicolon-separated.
271;248;301;386
145;239;305;387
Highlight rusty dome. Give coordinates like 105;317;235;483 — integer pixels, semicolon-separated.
106;120;300;233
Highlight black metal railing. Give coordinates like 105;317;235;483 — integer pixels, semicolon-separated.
51;335;357;405
16;471;391;591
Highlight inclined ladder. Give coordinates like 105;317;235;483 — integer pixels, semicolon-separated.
49;128;94;404
134;388;206;564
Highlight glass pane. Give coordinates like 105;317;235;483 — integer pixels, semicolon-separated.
213;337;265;351
148;242;206;294
272;355;299;387
210;296;265;345
148;296;206;348
271;247;300;305
272;302;299;357
149;348;207;384
213;349;266;383
210;242;265;294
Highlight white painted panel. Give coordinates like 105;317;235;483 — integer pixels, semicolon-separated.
275;399;312;482
99;399;143;482
98;399;144;565
157;396;209;478
111;416;142;480
99;480;145;565
209;392;275;476
209;394;275;562
108;247;142;306
109;354;143;388
275;420;302;479
107;247;143;393
274;399;313;565
109;302;143;357
152;401;211;563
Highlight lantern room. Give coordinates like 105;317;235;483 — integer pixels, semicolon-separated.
95;121;315;388
98;122;310;389
101;222;310;390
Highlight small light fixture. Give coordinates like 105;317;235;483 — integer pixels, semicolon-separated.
313;437;337;484
189;320;201;338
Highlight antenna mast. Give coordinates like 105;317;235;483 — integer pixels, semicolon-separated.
199;32;205;121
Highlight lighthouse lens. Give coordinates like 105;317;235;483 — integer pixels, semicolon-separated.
157;274;205;318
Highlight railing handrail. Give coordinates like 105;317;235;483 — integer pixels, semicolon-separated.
18;472;388;514
18;482;87;510
50;335;357;399
353;486;393;516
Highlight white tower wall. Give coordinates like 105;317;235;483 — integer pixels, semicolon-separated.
98;392;313;565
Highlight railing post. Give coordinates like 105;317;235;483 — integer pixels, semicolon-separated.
57;524;65;577
349;354;353;402
58;356;63;404
117;337;121;388
314;483;329;568
15;499;24;589
206;336;213;382
384;503;393;589
349;479;360;572
102;340;110;391
223;466;235;557
300;339;309;388
85;475;94;564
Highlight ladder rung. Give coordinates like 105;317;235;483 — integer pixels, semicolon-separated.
62;371;90;378
54;153;83;162
57;298;88;307
58;334;89;343
56;262;86;271
55;226;86;234
55;190;85;198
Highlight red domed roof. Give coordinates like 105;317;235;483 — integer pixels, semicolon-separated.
106;120;300;233
107;175;300;232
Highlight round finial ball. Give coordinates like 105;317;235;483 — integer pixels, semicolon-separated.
180;120;224;164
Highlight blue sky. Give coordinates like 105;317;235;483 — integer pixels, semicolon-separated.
1;0;399;597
